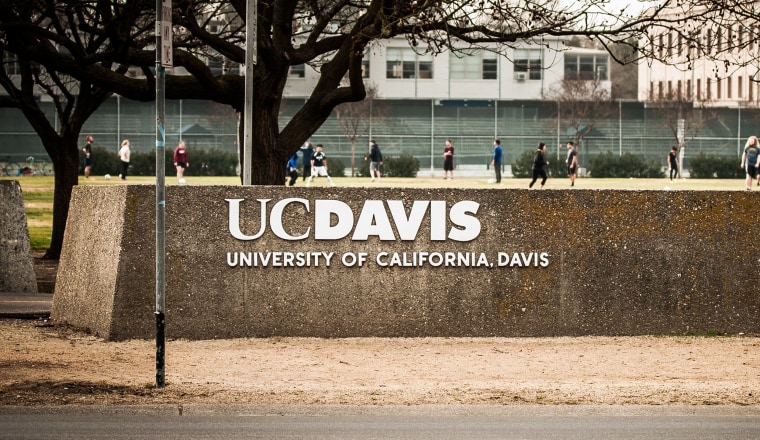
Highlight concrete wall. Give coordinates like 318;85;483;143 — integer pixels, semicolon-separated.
0;180;38;294
53;185;760;340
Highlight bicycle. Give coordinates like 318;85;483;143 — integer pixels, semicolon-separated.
3;156;22;176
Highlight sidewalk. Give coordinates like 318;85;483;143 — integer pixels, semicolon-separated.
0;292;52;318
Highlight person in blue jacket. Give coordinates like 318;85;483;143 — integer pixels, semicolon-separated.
286;153;299;186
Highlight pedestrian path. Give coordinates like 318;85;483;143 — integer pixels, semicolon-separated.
0;292;52;318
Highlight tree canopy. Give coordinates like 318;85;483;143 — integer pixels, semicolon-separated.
0;0;745;185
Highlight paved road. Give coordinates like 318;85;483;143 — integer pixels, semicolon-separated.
1;405;759;439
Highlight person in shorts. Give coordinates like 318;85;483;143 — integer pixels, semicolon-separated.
82;135;94;179
306;144;335;187
566;141;578;186
443;139;454;179
741;136;759;190
173;140;189;182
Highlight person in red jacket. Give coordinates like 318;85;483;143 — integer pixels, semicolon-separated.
173;140;189;182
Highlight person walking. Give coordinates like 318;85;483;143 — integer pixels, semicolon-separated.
82;135;94;179
667;146;679;181
118;139;130;180
741;136;760;190
529;142;549;189
286;152;299;186
369;139;383;182
566;141;578;186
491;138;503;184
300;142;314;181
443;139;455;179
306;144;335;187
173;140;189;183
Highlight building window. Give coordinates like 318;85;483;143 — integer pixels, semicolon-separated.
450;49;498;80
717;78;722;99
707;78;712;100
749;80;754;101
658;34;664;58
565;53;608;80
697;78;702;100
514;49;542;80
289;64;305;78
677;80;682;100
687;79;692;99
677;33;683;57
361;59;370;78
738;76;743;98
2;52;20;75
386;48;433;79
727;76;732;99
667;32;673;57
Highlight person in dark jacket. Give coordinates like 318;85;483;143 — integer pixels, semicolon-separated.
529;142;549;189
369;140;383;182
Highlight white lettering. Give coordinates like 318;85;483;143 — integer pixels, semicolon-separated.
314;200;353;240
226;198;269;240
448;201;481;241
270;198;310;240
430;201;447;241
388;200;428;241
227;198;483;242
352;200;396;240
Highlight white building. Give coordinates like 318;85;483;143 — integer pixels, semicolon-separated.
637;7;760;107
284;37;611;101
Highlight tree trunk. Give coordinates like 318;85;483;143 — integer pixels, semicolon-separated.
236;111;289;185
43;138;80;260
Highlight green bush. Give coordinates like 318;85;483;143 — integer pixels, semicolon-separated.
385;154;420;177
329;157;346;177
354;153;420;178
587;152;664;178
511;149;565;178
689;153;743;179
85;147;239;177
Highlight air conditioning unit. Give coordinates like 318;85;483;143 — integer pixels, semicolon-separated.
515;72;527;81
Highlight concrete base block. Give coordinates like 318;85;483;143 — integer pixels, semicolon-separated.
0;180;38;294
53;185;760;340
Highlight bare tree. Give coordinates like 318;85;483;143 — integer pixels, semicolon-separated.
547;78;615;161
0;0;735;186
0;50;123;259
646;88;715;158
334;84;385;176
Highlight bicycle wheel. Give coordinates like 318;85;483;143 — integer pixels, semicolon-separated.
4;162;22;176
40;162;53;176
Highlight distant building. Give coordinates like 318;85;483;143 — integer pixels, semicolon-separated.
283;37;611;100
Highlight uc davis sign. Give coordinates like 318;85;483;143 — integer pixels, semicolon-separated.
52;185;760;340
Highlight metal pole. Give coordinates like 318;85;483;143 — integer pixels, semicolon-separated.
117;95;121;147
618;100;622;156
155;0;168;389
430;99;435;176
243;0;257;186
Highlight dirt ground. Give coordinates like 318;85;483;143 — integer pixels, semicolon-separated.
1;255;757;407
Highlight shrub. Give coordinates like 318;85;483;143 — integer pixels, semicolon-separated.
329;157;346;177
354;153;420;178
511;149;565;178
587;152;664;178
689;153;743;179
385;154;420;177
86;148;239;177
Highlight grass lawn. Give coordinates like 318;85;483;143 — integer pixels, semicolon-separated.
1;173;749;251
